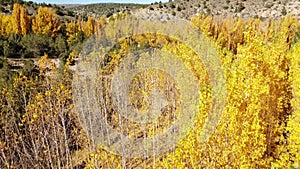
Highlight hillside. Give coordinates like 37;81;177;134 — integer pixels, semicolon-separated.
67;3;148;18
58;0;300;22
2;0;300;22
1;0;300;82
133;0;300;21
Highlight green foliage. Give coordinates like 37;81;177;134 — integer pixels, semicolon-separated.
69;3;146;18
235;2;245;12
55;8;64;16
22;59;37;77
170;3;175;8
282;6;287;15
66;10;75;17
54;33;68;58
0;0;24;5
2;33;22;58
69;30;85;52
21;33;54;58
265;2;274;8
223;5;229;9
172;10;176;16
0;58;17;88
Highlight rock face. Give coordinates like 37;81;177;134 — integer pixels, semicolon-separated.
131;0;300;22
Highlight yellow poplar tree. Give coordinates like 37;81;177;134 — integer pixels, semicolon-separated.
287;42;300;167
12;3;29;35
66;21;78;44
32;7;61;36
83;16;96;37
275;41;300;168
0;14;13;36
20;4;30;35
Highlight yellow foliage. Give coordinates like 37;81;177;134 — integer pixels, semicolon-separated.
66;21;78;44
73;15;300;168
1;6;300;168
32;7;61;36
12;3;29;35
0;14;13;36
82;16;96;37
276;41;300;167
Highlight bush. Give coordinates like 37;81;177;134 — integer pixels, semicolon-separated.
54;34;68;58
206;7;211;14
67;10;75;17
265;2;273;8
3;33;23;58
170;3;175;8
23;59;38;77
235;3;245;12
282;6;287;15
21;33;54;58
56;9;64;16
106;11;113;17
177;6;182;11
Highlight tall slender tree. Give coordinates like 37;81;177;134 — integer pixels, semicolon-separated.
12;4;29;35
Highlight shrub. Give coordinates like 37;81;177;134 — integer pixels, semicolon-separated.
282;6;287;15
265;2;273;8
170;3;175;8
235;3;245;12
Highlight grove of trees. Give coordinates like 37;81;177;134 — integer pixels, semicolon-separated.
0;2;300;169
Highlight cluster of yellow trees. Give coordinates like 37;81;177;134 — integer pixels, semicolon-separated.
192;15;300;168
0;3;106;42
82;15;300;168
0;4;61;36
0;3;300;168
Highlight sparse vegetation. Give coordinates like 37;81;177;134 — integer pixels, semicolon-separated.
177;6;182;11
171;10;176;16
223;5;229;9
282;6;287;15
265;2;274;8
235;2;245;12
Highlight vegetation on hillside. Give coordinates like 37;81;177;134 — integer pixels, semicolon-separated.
0;3;109;86
0;1;300;169
69;3;148;18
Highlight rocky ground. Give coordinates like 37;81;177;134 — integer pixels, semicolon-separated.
132;0;300;22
